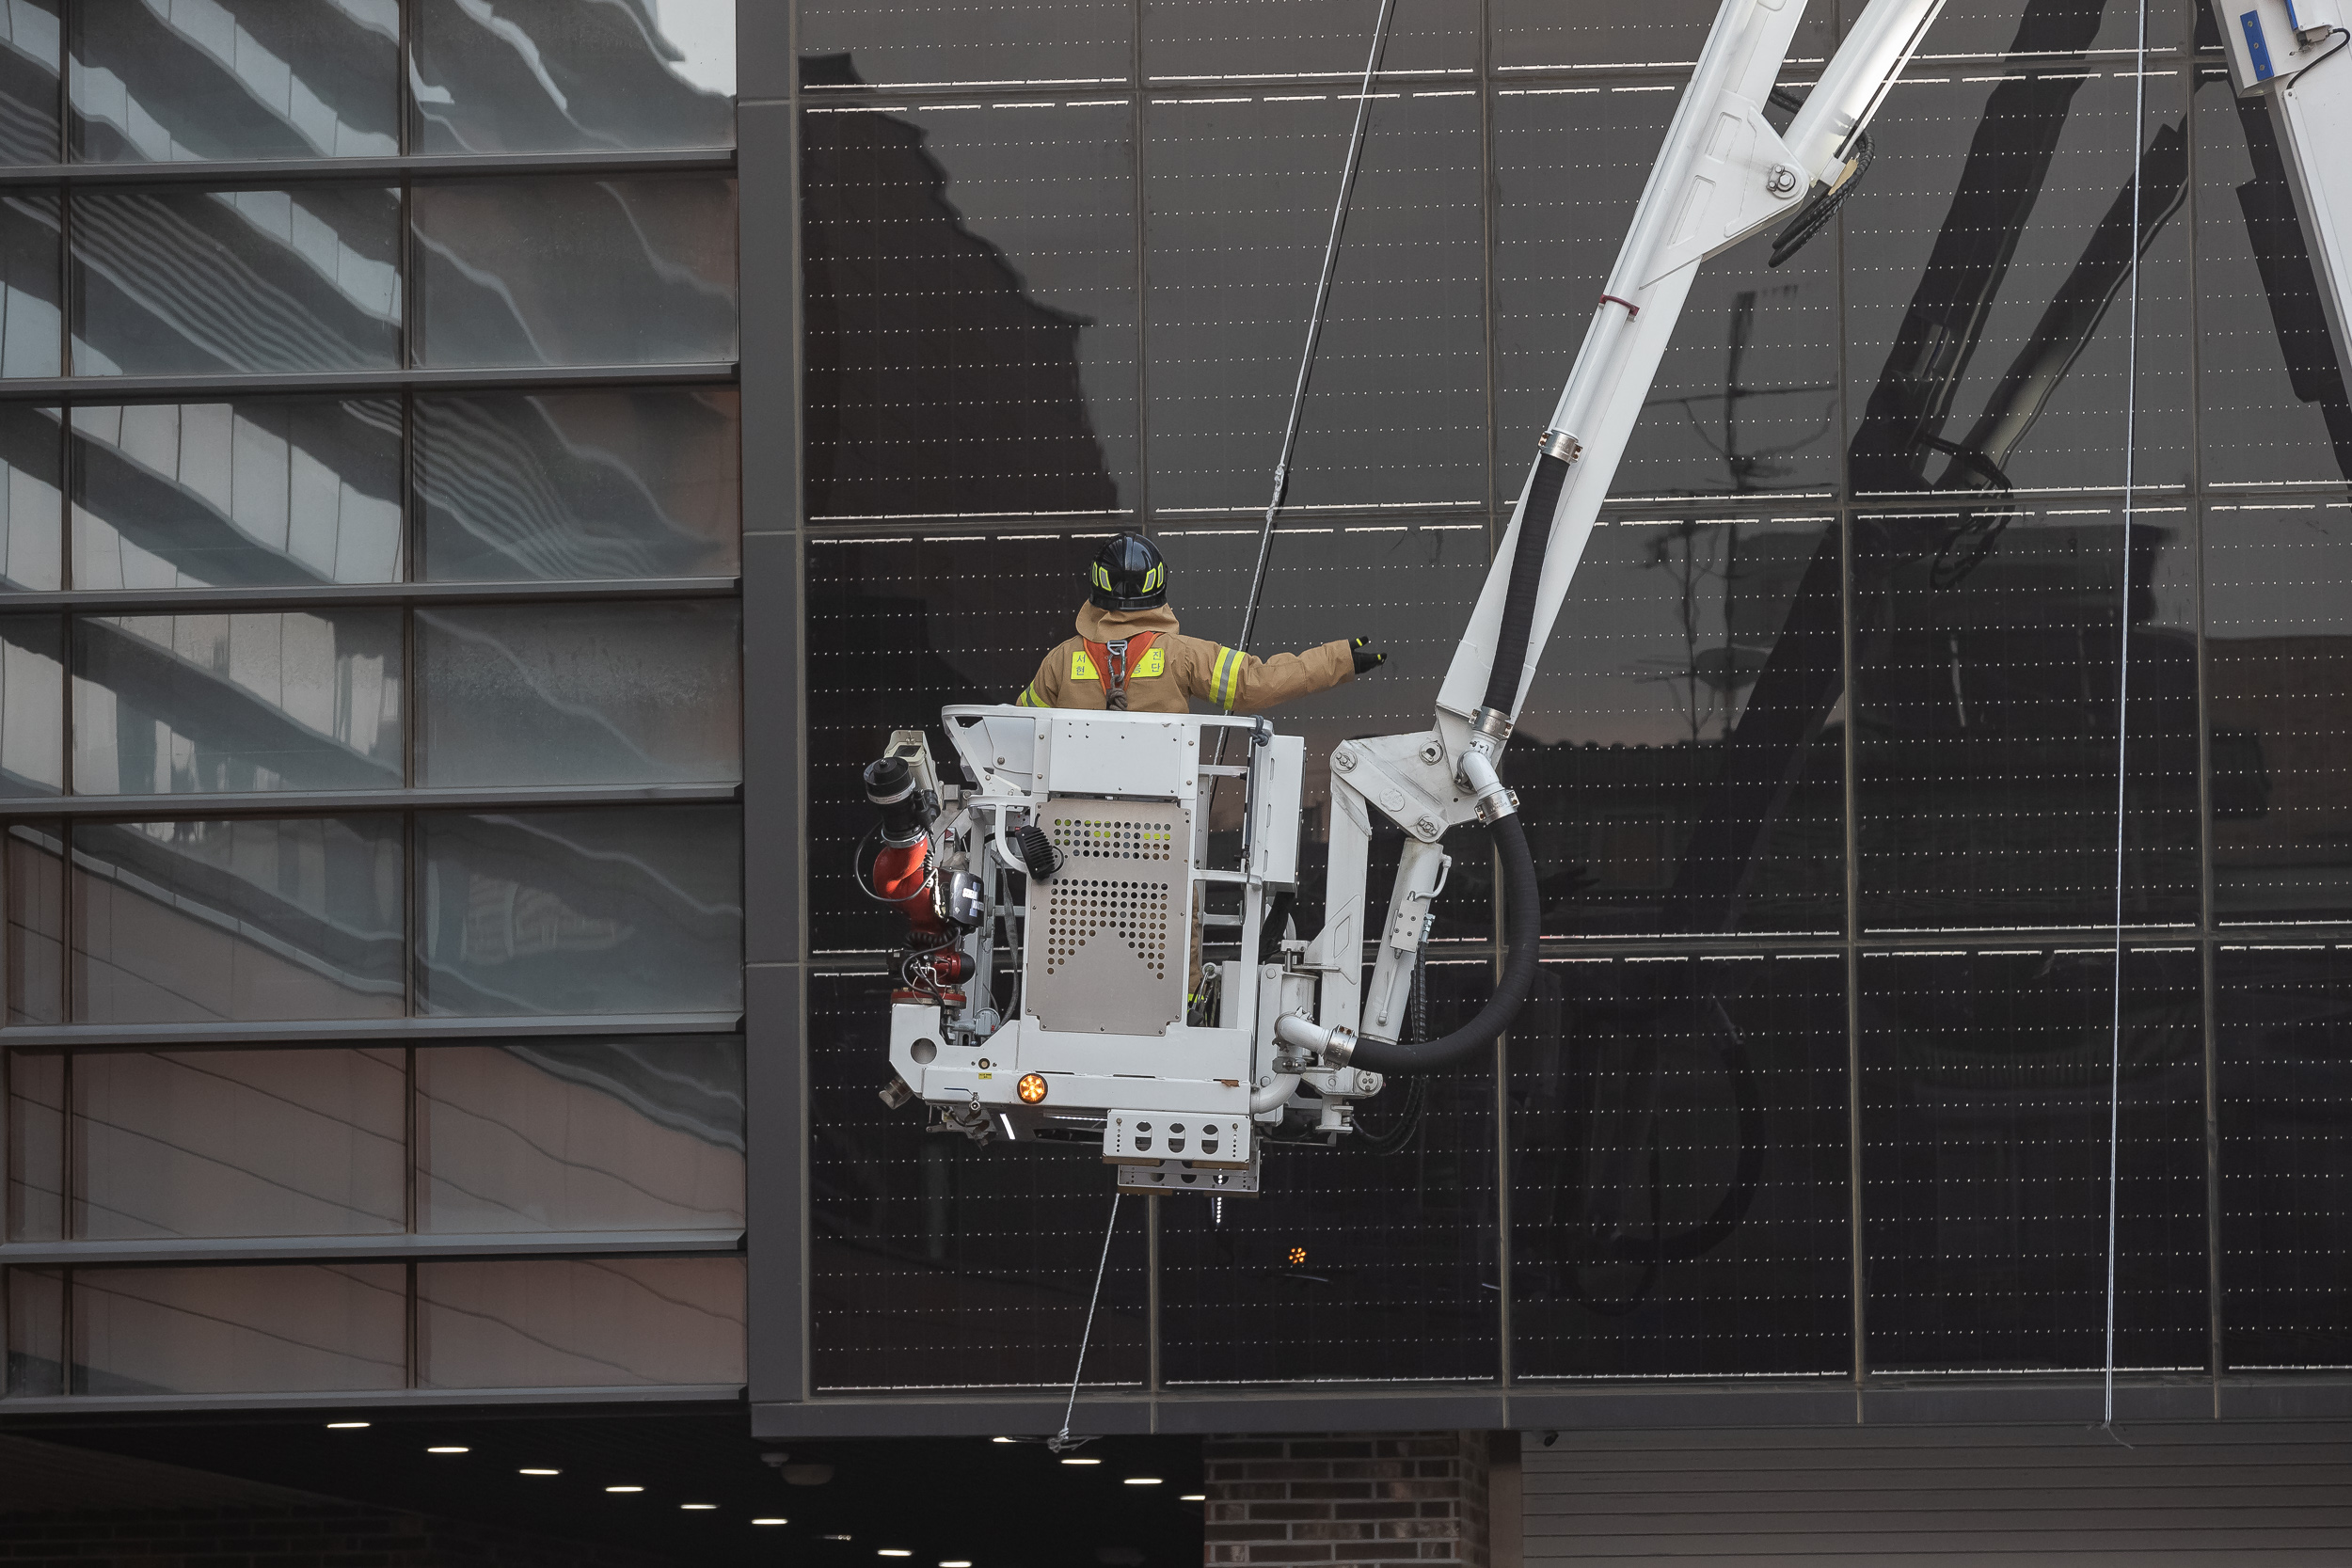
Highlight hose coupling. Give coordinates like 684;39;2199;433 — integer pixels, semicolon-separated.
1274;1011;1358;1067
1469;705;1514;747
1459;748;1517;824
1537;428;1583;464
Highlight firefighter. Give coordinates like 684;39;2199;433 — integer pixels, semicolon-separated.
1015;534;1384;712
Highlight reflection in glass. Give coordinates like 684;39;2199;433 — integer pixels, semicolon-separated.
2208;502;2352;920
72;610;402;795
1145;92;1484;514
416;1038;744;1233
411;176;736;369
1511;516;1843;937
1508;953;1850;1378
71;1049;405;1240
417;806;742;1017
0;404;59;591
795;0;1127;97
0;191;58;377
416;1256;744;1387
72;400;403;590
803;102;1136;520
4;1266;62;1395
72;186;401;375
1144;0;1471;84
0;611;58;796
808;974;1147;1392
1489;0;1829;72
72;816;405;1023
6;821;62;1024
1860;947;2206;1373
417;388;739;581
2217;943;2352;1369
5;1049;62;1241
0;0;59;166
72;1262;405;1394
411;0;732;154
417;601;739;789
69;0;398;163
1852;509;2201;932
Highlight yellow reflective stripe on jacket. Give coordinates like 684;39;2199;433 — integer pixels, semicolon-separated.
1070;649;1099;682
1015;683;1043;707
1209;645;1240;709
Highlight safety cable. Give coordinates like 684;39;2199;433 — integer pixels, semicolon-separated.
2102;0;2150;1433
1050;1191;1121;1452
1232;0;1400;659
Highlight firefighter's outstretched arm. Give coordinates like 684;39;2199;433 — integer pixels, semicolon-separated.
1296;0;1951;1072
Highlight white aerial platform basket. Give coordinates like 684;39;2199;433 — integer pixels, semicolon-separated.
883;705;1306;1183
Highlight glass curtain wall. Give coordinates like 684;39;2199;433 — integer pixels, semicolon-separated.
1;0;745;1402
797;0;2352;1391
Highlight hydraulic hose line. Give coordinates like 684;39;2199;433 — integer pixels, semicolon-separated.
1348;810;1541;1074
1481;449;1575;716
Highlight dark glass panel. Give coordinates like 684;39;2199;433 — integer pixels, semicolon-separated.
69;1048;405;1240
71;186;399;375
72;610;403;795
416;806;742;1017
4;1265;63;1394
0;404;60;591
2206;499;2352;921
1143;0;1472;87
796;0;1128;95
416;388;739;582
2195;69;2352;488
1490;0;1830;77
809;972;1148;1392
72;1262;405;1393
1494;86;1842;501
1509;952;1851;1379
6;821;61;1024
1511;514;1843;937
1844;67;2193;498
803;101;1136;522
1859;945;2206;1373
1159;958;1497;1386
410;176;736;370
0;191;57;377
2217;943;2352;1369
0;611;57;795
0;1;59;166
4;1049;61;1241
69;0;397;163
414;1037;746;1234
72;816;405;1023
1145;89;1484;516
411;0;732;155
1852;506;2200;932
1911;0;2181;65
417;1257;745;1387
416;601;740;789
71;400;403;590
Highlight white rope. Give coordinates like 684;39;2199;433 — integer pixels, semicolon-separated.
1232;0;1399;658
2104;0;2151;1433
1051;1191;1121;1452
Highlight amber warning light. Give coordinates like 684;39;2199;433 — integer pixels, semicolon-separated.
1017;1074;1048;1104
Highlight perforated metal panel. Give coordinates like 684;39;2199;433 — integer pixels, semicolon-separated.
1024;799;1189;1036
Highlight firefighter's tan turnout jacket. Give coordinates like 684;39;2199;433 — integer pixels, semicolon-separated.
1015;602;1355;714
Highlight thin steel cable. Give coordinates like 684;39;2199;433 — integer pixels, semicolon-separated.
1232;0;1400;659
1052;1191;1121;1451
2104;0;2151;1433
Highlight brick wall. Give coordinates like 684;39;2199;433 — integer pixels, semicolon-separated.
1202;1433;1491;1568
0;1506;679;1567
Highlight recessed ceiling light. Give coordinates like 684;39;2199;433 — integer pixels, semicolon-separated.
1060;1457;1101;1465
753;1518;788;1527
426;1447;469;1455
605;1485;644;1494
824;1534;853;1542
1123;1478;1162;1485
991;1436;1015;1444
879;1551;913;1559
1180;1494;1206;1502
681;1503;718;1511
519;1468;559;1477
941;1560;974;1565
326;1421;369;1431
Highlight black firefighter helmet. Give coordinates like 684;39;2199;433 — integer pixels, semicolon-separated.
1089;533;1167;610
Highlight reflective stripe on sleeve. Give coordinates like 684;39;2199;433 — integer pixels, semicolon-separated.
1016;684;1042;707
1211;645;1239;709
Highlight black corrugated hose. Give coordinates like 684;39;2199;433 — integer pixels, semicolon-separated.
1345;449;1566;1073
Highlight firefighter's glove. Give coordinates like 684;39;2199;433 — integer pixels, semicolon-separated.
1351;637;1386;675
